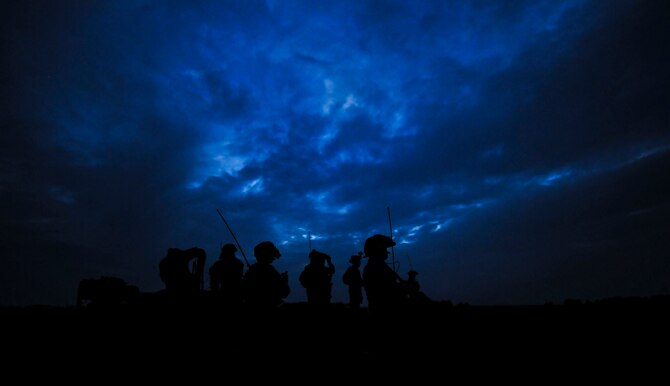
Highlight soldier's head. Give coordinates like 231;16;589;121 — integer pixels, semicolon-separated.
166;248;182;259
408;270;418;278
219;243;237;259
364;234;396;259
308;249;329;264
349;253;363;266
254;241;281;264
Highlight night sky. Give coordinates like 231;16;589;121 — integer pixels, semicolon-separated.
2;0;669;306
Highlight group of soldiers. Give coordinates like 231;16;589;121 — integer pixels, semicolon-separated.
158;234;429;310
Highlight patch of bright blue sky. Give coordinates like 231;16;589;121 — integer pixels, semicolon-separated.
536;169;575;187
306;190;356;215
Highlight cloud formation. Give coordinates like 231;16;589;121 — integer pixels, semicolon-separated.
2;0;669;305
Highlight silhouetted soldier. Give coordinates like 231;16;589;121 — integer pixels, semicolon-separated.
159;247;206;293
209;243;245;304
362;234;404;311
405;270;420;297
299;249;335;306
342;252;364;309
243;241;290;308
404;270;431;304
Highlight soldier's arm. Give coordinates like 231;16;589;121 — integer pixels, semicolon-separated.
325;254;335;275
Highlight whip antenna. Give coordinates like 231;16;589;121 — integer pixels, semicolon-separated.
387;206;397;272
216;209;251;268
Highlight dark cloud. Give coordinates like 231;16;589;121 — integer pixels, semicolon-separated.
1;0;669;305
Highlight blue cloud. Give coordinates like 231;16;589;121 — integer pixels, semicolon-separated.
2;0;669;305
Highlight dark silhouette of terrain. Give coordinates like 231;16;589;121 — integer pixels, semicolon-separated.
10;235;666;372
77;276;139;307
3;296;670;372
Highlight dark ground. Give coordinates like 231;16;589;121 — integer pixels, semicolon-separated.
3;296;669;376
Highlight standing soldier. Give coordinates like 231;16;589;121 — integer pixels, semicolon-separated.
404;269;431;304
243;241;290;308
209;243;245;304
159;247;206;293
299;249;335;306
362;234;404;312
342;252;364;309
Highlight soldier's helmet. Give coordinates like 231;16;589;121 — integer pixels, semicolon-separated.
220;243;238;256
364;234;396;257
308;249;329;262
349;252;363;264
254;241;281;260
